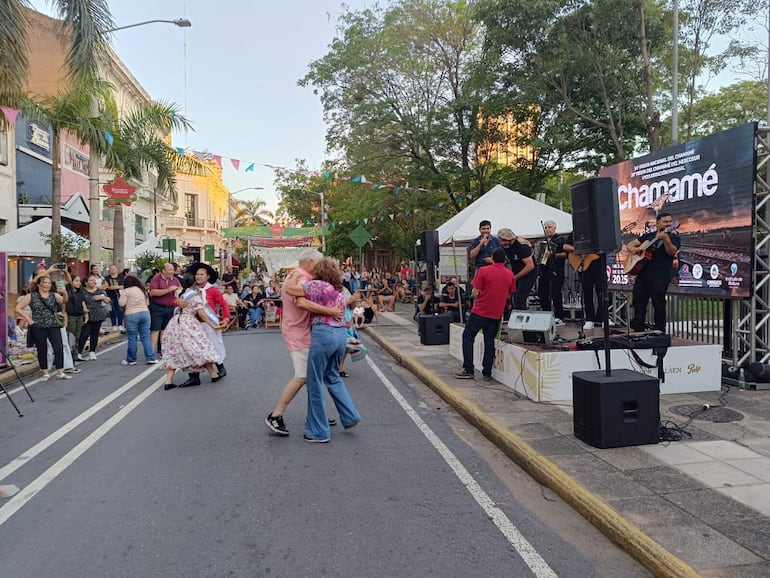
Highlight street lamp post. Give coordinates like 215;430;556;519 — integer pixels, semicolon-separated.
303;189;326;254
228;187;265;228
88;17;192;268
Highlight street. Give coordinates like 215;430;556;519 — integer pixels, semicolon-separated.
0;329;647;577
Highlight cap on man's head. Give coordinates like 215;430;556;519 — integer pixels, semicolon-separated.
497;228;515;241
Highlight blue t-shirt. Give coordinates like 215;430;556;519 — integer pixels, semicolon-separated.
470;234;501;269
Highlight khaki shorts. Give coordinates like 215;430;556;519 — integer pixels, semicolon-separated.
289;349;309;379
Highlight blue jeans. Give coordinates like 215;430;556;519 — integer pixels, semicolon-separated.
109;293;124;327
248;307;263;325
124;310;156;363
305;323;361;440
461;312;501;376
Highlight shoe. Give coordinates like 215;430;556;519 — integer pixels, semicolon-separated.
606;319;616;327
76;353;87;362
57;373;73;380
265;413;290;436
216;364;227;378
120;360;137;366
88;352;97;360
339;371;349;378
329;418;337;427
147;359;158;365
64;367;82;374
164;382;177;391
119;327;126;334
583;321;595;330
343;419;360;430
554;318;565;326
454;370;474;379
179;374;201;388
303;435;330;443
243;321;251;329
40;373;50;381
481;374;493;382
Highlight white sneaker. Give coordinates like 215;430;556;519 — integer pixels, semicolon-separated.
76;353;87;362
583;321;595;330
120;360;137;366
606;319;616;327
88;352;97;360
554;318;565;326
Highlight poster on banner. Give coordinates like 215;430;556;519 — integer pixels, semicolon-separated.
0;252;6;366
439;246;468;283
599;122;756;298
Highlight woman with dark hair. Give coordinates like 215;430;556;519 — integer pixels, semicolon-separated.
161;274;222;390
79;276;110;360
66;275;89;361
119;275;157;365
287;257;361;442
14;275;70;380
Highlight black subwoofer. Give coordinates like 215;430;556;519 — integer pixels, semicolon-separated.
573;369;660;448
419;314;451;345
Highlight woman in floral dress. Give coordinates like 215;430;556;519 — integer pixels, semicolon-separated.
161;275;222;390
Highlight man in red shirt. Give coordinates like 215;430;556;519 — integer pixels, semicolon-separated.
455;248;516;381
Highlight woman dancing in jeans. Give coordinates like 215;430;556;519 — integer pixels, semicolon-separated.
286;257;361;443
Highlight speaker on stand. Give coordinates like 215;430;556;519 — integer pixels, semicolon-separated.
419;229;439;290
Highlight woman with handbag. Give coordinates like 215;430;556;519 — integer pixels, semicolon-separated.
79;276;110;360
14;275;70;381
66;275;89;361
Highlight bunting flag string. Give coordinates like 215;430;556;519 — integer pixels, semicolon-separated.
0;105;20;125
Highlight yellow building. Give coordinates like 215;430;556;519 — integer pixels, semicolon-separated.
476;109;537;168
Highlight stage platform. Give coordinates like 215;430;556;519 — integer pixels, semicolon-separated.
448;322;722;402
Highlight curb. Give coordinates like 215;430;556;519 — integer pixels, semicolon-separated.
0;331;125;388
364;327;699;578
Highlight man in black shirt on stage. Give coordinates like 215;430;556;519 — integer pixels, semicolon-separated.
537;220;567;325
498;228;537;311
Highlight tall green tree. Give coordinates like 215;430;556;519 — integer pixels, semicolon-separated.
19;78;113;262
234;199;274;227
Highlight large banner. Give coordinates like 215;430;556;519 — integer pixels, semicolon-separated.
599;123;756;298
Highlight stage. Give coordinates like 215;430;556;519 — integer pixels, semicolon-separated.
448;322;722;402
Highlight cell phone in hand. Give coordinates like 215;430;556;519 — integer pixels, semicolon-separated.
57;263;67;270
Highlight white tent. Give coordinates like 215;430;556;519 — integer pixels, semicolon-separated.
0;217;89;257
436;184;573;244
127;237;185;260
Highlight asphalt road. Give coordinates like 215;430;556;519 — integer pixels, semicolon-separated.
0;329;647;577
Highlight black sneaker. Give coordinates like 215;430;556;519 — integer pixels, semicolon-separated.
481;374;493;382
265;413;289;436
454;370;474;379
303;435;330;443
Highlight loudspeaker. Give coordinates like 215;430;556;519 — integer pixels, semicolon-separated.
419;229;440;263
419;314;451;345
570;177;621;254
506;310;556;345
573;369;660;448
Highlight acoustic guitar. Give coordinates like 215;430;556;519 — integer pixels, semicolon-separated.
568;222;636;272
623;223;679;275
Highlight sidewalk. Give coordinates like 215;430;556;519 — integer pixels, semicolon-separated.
365;306;770;577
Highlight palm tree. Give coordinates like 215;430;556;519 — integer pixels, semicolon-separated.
234;199;274;227
103;100;208;269
0;1;114;246
19;78;113;261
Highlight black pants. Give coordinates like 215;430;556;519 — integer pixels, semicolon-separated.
631;273;670;331
78;320;104;353
537;266;565;319
581;261;605;324
461;312;500;377
30;325;63;371
513;272;537;310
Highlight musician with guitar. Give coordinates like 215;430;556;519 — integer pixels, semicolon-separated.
626;212;681;333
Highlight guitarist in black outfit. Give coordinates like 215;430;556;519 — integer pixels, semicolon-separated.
563;234;604;330
627;212;681;333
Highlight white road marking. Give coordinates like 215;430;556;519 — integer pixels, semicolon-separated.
0;375;165;527
366;356;558;578
0;340;125;399
0;364;161;483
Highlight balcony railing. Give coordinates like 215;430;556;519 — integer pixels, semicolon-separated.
165;216;186;228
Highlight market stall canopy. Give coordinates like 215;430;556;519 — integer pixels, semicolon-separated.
436;184;573;244
0;217;89;257
127;237;185;260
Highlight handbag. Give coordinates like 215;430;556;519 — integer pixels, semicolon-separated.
37;293;65;328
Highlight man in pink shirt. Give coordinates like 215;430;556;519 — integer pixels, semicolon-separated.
266;249;343;436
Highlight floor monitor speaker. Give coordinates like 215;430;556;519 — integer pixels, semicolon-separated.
506;310;556;345
573;369;660;448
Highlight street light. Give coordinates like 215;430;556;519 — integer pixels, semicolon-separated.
106;19;191;33
228;187;265;228
89;17;192;267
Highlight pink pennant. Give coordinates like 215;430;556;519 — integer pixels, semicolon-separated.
213;155;222;167
231;159;240;170
0;105;20;125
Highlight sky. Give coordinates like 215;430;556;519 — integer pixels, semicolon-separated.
31;0;375;213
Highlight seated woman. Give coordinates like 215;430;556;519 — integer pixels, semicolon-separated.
242;285;266;328
362;292;379;324
377;278;396;312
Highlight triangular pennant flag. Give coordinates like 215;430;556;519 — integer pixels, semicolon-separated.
389;214;394;220
213;155;222;167
322;171;331;179
0;105;20;125
351;175;362;183
379;216;385;221
373;184;380;190
355;219;360;224
231;159;240;170
364;218;368;224
176;147;185;156
104;131;114;147
245;163;254;172
395;187;401;195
